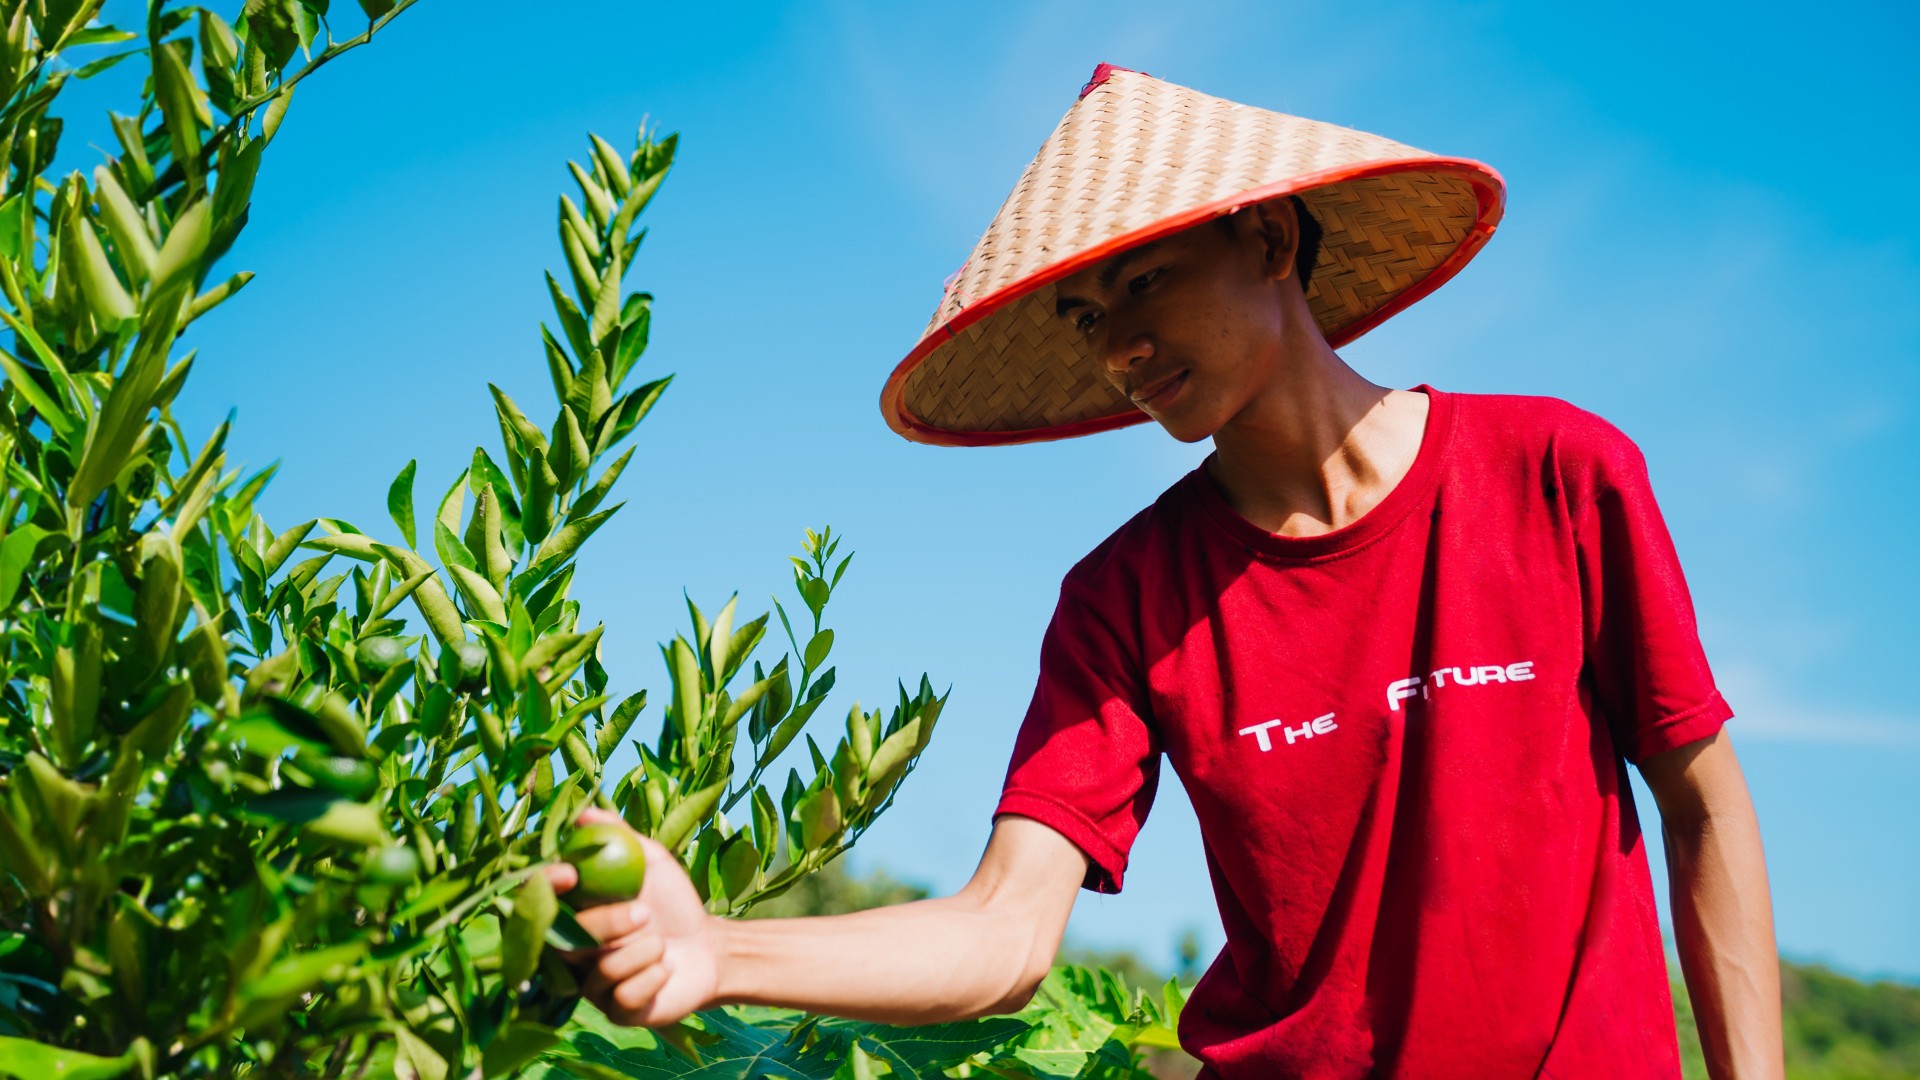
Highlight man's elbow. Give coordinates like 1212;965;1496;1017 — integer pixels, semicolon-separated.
969;958;1051;1019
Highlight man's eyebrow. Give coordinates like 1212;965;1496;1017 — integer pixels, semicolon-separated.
1054;242;1162;316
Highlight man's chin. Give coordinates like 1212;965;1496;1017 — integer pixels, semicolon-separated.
1148;412;1217;444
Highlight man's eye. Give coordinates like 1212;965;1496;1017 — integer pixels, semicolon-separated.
1074;311;1101;335
1129;268;1163;294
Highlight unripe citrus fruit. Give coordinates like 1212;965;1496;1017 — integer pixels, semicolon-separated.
440;641;489;692
366;845;420;885
358;636;408;675
560;822;646;906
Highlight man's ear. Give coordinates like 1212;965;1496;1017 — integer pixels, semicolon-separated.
1246;195;1301;283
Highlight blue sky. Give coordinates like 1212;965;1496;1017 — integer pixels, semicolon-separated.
65;2;1920;981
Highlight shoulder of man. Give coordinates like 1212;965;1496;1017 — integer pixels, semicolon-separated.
1446;389;1650;486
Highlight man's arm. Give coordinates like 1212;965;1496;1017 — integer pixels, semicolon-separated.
544;811;1087;1028
1638;729;1784;1080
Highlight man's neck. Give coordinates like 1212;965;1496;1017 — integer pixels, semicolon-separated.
1206;342;1431;539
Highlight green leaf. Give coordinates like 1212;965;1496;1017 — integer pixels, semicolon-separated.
655;780;723;854
524;502;620;584
502;872;557;989
803;629;833;672
821;1016;1034;1078
0;523;53;608
243;941;368;1004
567;446;632;524
600;375;671;453
357;0;397;17
151;198;212;296
243;0;302;70
67;296;182;523
0;348;75;439
481;1023;561;1077
91;168;156;284
469;447;525;553
435;518;477;576
448;563;507;625
388;458;417;547
152;39;206;179
67;216;135;324
0;1036;145;1080
595;690;646;763
794;785;841;850
545;273;593;368
392;1024;448;1080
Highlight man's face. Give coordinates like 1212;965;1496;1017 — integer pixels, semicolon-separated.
1052;203;1300;443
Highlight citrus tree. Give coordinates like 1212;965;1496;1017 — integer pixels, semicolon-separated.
0;3;1187;1076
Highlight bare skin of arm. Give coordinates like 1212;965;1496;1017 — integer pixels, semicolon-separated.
542;810;1088;1028
1639;729;1785;1080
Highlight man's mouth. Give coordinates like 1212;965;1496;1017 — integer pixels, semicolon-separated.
1131;370;1188;409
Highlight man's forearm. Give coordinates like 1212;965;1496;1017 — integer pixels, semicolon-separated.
709;893;1055;1025
1664;775;1784;1078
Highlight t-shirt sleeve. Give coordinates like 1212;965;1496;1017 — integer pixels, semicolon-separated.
1569;423;1733;763
995;581;1162;894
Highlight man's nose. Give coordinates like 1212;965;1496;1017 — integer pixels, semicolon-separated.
1102;329;1155;378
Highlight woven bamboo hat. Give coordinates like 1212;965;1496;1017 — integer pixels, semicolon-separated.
880;64;1505;446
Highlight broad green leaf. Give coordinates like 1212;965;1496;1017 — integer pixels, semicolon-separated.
0;523;52;608
0;348;75;439
568;444;632;522
242;941;368;1003
388;458;417;547
152;40;206;179
595;690;646;763
501;872;557;989
0;1036;145;1080
435;519;477;575
392;1024;448;1080
482;1024;562;1077
67;216;135;324
526;503;620;582
66;299;177;515
600;375;671;453
655;780;723;854
151;199;212;296
794;785;841;850
243;0;302;70
449;563;507;625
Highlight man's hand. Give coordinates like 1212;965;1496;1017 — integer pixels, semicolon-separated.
542;808;721;1027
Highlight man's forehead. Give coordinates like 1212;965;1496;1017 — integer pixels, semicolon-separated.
1056;239;1167;299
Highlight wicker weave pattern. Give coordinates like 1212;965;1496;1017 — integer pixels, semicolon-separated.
895;67;1497;439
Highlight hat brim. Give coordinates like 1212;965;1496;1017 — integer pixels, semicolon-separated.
881;156;1504;447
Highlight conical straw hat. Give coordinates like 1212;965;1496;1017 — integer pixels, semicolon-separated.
880;64;1505;446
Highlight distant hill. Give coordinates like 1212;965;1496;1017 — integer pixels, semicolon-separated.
1675;960;1920;1079
759;862;1920;1078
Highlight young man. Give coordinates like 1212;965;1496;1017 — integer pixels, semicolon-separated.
546;67;1784;1077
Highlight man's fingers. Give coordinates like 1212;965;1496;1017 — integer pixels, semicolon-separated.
581;931;667;1000
541;861;579;894
563;900;652;958
605;961;673;1025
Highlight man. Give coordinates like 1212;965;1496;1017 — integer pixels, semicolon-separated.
546;66;1783;1077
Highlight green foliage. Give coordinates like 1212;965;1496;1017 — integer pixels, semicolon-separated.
1675;961;1920;1080
0;5;1207;1076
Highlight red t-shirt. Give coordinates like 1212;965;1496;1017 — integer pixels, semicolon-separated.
995;387;1731;1078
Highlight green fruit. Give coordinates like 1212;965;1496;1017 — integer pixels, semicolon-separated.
560;822;646;906
440;640;489;692
358;636;408;675
365;845;420;885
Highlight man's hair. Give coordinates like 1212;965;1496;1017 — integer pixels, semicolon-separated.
1216;195;1323;293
